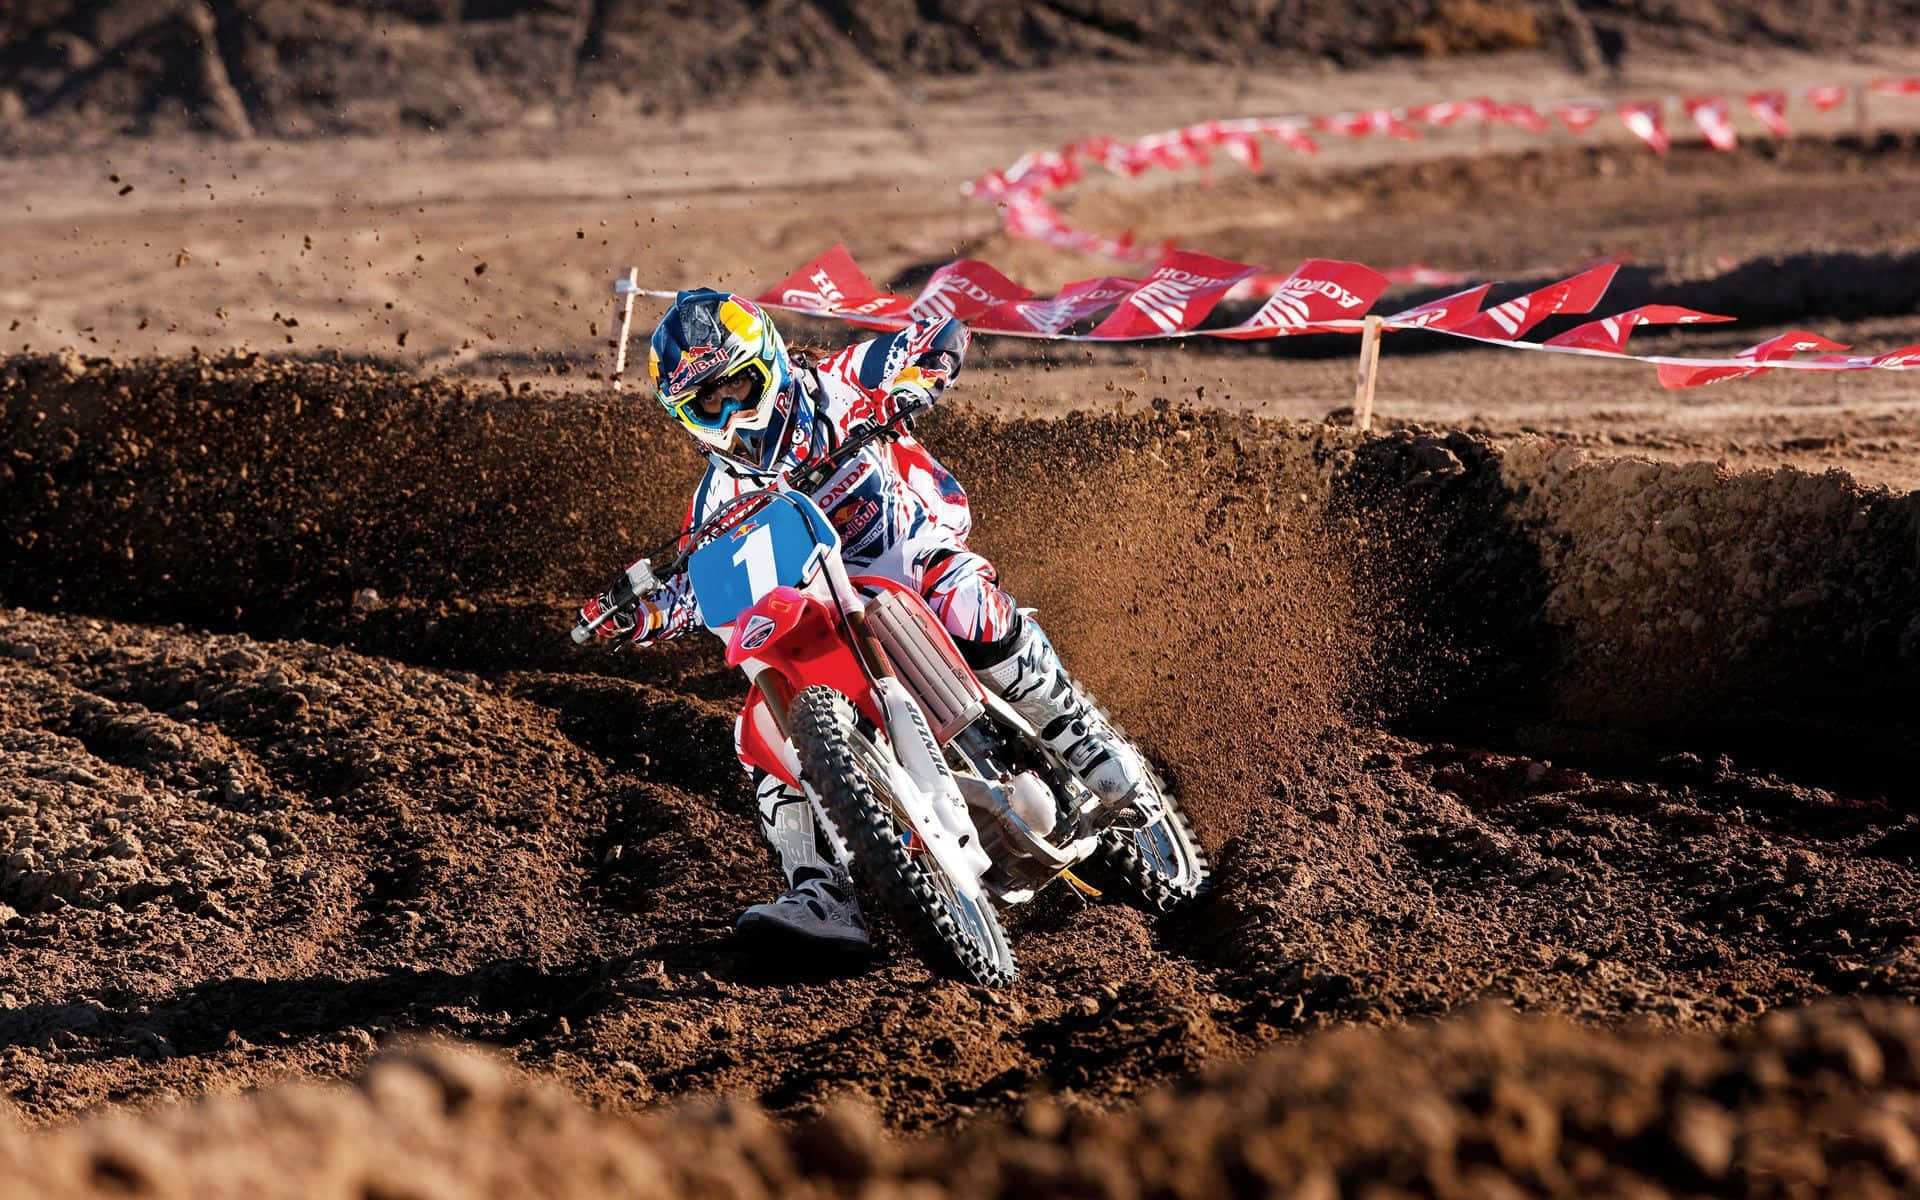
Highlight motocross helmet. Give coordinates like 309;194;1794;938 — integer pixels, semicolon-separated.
648;289;808;472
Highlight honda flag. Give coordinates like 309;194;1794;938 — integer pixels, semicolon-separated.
909;260;1033;322
1454;264;1620;341
1618;101;1669;154
1747;90;1790;137
1214;259;1391;339
756;244;910;328
1655;331;1851;389
1089;250;1262;339
1684;96;1737;151
970;275;1145;336
1544;305;1734;354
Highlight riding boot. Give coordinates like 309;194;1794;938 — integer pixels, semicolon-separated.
735;771;870;949
975;618;1149;808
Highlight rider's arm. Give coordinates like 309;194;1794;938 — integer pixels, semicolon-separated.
828;316;970;429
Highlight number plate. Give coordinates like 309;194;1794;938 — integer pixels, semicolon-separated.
687;493;839;628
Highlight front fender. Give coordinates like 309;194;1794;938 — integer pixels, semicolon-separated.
726;586;884;732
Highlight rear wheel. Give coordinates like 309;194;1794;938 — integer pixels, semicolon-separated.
790;686;1016;986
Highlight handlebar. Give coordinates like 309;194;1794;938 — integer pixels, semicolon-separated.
569;397;930;644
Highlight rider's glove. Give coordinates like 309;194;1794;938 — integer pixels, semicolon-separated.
579;591;636;639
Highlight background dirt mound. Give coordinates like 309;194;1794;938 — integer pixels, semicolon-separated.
4;353;1920;1132
9;1001;1920;1199
5;2;1917;147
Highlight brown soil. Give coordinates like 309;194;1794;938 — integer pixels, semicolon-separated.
3;355;1918;1153
8;1002;1920;1199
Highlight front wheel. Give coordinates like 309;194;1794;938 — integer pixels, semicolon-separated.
789;686;1017;986
1085;764;1210;915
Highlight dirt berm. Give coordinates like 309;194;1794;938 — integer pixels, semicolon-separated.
7;1001;1920;1199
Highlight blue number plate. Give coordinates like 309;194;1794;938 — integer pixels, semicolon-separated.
687;493;839;629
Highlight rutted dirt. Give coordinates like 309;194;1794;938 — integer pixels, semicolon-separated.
9;1001;1920;1199
3;355;1918;1148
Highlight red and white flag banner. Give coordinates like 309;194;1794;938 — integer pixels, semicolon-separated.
1871;76;1920;96
909;260;1033;322
1552;100;1605;133
1684;95;1737;151
1490;102;1551;132
1454;263;1620;340
1384;283;1497;331
1804;83;1849;112
1544;305;1734;354
1257;118;1318;156
1214;259;1391;339
1747;90;1790;137
971;274;1146;335
625;247;1920;392
1617;101;1669;154
1089;250;1262;339
1654;331;1850;389
756;244;910;328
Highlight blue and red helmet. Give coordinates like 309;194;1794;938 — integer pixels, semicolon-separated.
648;289;809;471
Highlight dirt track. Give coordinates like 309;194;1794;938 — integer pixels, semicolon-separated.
3;355;1918;1142
6;3;1920;1195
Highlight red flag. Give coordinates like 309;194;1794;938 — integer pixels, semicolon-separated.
1490;102;1550;132
1453;264;1620;340
1684;96;1737;150
1130;129;1209;171
758;245;910;327
1804;84;1849;112
1544;305;1733;354
1656;331;1850;389
1384;283;1495;332
1408;100;1485;126
1365;109;1421;139
1684;96;1737;151
1618;101;1669;154
1213;260;1391;339
1553;101;1605;133
1314;111;1375;138
1218;131;1263;173
1088;250;1262;339
908;261;1033;323
1747;90;1790;137
1869;77;1920;96
1258;119;1318;156
971;276;1145;336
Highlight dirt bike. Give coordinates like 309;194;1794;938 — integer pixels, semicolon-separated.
572;401;1207;985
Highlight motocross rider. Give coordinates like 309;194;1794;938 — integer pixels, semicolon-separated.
580;289;1149;948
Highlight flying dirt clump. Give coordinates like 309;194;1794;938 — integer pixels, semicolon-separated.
7;1002;1920;1199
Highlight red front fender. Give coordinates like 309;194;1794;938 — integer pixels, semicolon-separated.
726;587;885;780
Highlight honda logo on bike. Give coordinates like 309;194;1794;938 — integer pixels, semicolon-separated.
739;613;777;651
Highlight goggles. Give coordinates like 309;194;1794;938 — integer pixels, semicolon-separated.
664;360;771;433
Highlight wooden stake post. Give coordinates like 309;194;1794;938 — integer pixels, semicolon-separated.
610;266;640;391
1353;313;1384;432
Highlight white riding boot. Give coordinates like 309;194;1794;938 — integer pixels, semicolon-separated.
736;772;870;949
977;620;1149;808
